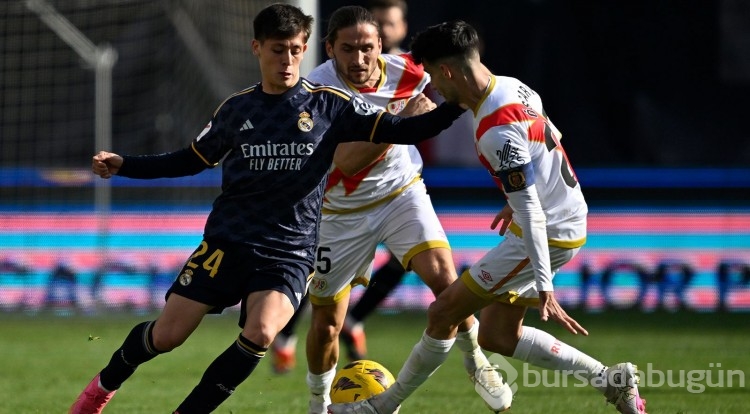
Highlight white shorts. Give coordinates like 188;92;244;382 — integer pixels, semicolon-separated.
461;232;580;307
308;181;449;305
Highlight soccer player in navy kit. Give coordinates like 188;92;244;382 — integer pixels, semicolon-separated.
68;4;464;414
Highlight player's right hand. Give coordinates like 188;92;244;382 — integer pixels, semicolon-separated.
400;93;436;117
538;291;588;336
92;151;123;179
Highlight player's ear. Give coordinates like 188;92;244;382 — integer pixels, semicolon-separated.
325;41;334;59
251;39;261;56
439;63;452;79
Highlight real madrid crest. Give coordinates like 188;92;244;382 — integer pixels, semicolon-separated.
298;111;313;132
179;269;193;286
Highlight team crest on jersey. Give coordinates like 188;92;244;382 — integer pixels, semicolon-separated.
179;269;193;286
386;99;407;114
507;170;526;190
298;112;313;132
310;277;327;291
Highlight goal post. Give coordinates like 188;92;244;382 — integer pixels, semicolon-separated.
25;0;118;250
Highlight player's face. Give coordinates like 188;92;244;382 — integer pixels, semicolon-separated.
372;7;407;54
327;23;382;87
422;61;460;104
252;32;307;94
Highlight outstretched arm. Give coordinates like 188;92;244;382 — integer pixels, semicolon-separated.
91;146;209;180
370;101;466;145
334;93;438;176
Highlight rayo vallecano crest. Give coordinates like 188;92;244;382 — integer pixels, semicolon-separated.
387;99;407;114
298;111;313;132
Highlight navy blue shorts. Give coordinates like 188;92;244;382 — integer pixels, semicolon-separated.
165;238;312;327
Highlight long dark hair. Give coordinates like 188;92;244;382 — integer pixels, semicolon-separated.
324;6;379;45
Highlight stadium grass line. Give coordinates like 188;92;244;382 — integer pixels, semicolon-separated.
0;309;748;413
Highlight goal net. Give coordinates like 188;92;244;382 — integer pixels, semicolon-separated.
2;0;277;170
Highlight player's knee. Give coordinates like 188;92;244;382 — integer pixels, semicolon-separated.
240;324;277;348
426;301;461;336
310;314;342;343
151;331;185;352
308;324;339;345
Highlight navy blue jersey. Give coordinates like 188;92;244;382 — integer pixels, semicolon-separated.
119;78;463;266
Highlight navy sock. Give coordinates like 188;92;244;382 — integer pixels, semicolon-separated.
175;334;265;414
100;321;162;390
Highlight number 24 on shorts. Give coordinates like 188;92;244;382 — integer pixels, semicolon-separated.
185;240;225;278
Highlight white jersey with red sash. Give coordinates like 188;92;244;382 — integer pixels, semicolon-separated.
459;76;587;297
474;75;588;246
308;54;430;213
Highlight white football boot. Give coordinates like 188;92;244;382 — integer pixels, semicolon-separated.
602;362;647;414
471;365;513;413
326;394;400;414
309;392;331;414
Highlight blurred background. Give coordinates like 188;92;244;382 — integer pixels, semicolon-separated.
1;0;748;315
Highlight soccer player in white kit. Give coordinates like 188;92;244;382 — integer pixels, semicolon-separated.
328;20;648;414
304;7;505;414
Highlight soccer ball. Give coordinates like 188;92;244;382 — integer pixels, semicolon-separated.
330;359;396;403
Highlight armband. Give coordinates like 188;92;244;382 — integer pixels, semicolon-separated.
494;163;535;193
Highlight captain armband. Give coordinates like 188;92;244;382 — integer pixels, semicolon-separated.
494;163;535;193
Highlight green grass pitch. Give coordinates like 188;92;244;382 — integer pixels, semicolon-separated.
1;309;747;413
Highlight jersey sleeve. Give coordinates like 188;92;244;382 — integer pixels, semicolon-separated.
118;147;207;179
191;102;232;166
476;123;531;178
477;122;554;292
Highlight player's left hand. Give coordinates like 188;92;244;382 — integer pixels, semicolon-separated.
490;204;513;235
538;290;588;336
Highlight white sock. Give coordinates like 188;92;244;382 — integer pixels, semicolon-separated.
512;326;606;382
455;319;490;374
307;367;336;403
375;331;454;413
